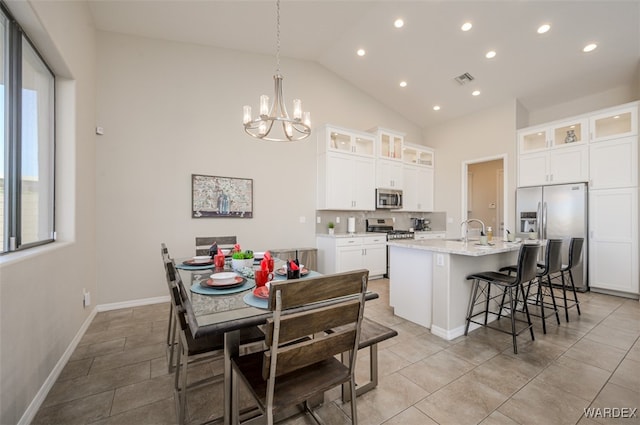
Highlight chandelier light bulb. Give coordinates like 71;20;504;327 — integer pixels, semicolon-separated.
293;99;302;120
243;105;252;125
259;95;269;116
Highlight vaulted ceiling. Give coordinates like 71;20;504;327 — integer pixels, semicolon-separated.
88;1;640;128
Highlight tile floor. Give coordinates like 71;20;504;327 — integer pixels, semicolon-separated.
33;279;639;425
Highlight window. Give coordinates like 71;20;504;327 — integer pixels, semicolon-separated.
1;4;55;254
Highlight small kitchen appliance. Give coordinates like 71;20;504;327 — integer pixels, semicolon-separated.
376;188;403;209
411;217;430;231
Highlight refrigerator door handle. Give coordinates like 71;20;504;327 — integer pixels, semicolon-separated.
536;201;542;239
542;202;548;240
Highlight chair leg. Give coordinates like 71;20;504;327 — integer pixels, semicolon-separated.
508;286;518;354
484;282;491;325
568;269;581;316
519;282;535;342
547;275;561;325
464;280;480;336
349;376;358;425
537;277;547;334
560;271;570;322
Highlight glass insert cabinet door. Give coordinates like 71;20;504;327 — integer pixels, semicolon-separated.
379;132;403;159
328;129;374;156
590;106;638;142
403;145;433;166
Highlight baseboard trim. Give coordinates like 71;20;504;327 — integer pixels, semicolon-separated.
96;295;170;312
18;295;170;425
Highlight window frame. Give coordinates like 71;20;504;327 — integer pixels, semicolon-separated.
1;2;56;254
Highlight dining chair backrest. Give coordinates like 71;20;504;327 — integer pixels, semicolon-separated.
161;242;170;262
195;236;237;256
541;239;563;275
262;269;369;381
516;244;541;284
567;238;584;269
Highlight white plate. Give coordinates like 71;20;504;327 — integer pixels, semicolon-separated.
210;272;238;284
192;255;211;264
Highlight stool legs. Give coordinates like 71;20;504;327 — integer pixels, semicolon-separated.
559;269;581;322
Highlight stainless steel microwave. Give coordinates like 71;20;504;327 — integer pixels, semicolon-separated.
376;188;403;209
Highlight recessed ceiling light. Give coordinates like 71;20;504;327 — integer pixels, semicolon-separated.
399;81;407;88
461;22;472;31
394;18;404;28
433;105;441;111
583;43;598;52
356;48;366;57
614;115;620;119
485;50;496;59
537;24;551;34
472;90;481;96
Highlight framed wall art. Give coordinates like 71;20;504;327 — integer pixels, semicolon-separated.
191;174;253;218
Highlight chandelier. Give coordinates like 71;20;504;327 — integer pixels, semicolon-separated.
242;0;311;142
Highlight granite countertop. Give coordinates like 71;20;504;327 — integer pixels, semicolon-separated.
387;238;527;256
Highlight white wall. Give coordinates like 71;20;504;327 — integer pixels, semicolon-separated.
0;1;96;424
423;101;518;238
94;31;421;304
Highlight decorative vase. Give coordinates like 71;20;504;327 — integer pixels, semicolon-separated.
328;228;335;235
231;258;253;271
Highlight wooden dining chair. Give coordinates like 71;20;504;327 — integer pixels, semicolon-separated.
165;259;264;425
230;269;369;425
195;236;237;256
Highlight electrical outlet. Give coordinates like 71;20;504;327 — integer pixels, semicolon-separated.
83;290;91;307
436;254;444;266
336;217;340;224
316;216;321;224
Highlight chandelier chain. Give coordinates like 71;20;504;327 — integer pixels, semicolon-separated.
276;0;281;75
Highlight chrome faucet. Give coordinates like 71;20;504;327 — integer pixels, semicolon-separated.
461;219;486;243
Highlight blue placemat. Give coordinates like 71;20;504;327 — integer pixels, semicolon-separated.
177;263;215;271
190;279;255;295
243;292;268;309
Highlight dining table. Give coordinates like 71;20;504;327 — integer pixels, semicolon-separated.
175;256;379;425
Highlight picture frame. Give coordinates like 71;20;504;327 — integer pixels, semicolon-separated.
191;174;253;218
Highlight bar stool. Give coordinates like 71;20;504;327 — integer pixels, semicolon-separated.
499;239;563;334
465;243;540;354
550;237;584;322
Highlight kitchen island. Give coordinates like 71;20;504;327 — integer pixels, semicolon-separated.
387;238;523;340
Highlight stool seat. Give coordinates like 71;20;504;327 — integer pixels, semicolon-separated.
464;243;540;354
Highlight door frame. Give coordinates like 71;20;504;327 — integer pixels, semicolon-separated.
461;154;509;237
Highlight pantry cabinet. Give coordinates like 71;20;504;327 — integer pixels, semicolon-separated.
316;235;387;278
589;135;638;189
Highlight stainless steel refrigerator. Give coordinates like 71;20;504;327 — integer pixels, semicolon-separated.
516;183;588;291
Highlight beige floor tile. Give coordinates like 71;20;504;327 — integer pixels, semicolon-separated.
386;334;445;363
480;410;521;425
90;342;166;373
346;373;429;425
609;358;640;392
70;337;126;361
536;355;610;401
467;353;541;397
587;382;640;424
498;378;591;425
58;357;93;382
89;397;176;425
415;374;508;425
562;338;627;372
583;322;640;351
445;333;508;365
383;406;438;425
398;350;475;393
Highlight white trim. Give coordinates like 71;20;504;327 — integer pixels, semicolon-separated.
17;295;170;424
17;306;98;425
97;295;170;312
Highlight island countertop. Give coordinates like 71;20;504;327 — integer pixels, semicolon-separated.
387;238;526;256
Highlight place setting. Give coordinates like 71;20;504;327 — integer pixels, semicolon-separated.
190;271;255;295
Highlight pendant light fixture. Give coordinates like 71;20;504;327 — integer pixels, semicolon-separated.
242;0;311;142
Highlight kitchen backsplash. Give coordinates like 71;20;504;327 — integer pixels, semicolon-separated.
315;210;446;234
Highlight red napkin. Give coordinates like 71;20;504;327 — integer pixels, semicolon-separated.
217;248;223;256
264;251;271;260
234;243;241;252
260;258;268;271
289;260;299;270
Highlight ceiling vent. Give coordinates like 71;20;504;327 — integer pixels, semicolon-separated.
454;72;474;85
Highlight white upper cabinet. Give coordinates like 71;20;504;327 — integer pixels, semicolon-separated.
317;124;375;157
376;159;403;189
403;144;434;167
589;136;638;190
401;143;435;212
369;127;404;161
590;105;638;143
519;117;588;154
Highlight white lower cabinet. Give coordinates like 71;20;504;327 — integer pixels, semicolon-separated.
316;235;387;278
589;188;639;295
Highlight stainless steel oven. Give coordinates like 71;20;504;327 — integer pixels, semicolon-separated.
366;218;414;277
376;188;403;209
